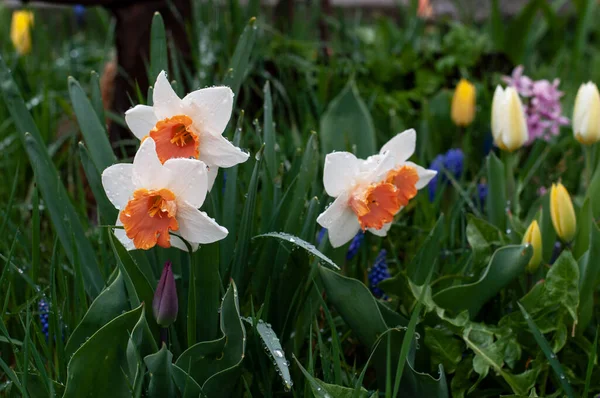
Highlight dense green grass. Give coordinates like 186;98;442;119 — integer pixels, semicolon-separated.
2;0;600;397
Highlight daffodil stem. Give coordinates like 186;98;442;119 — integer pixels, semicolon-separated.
187;250;196;347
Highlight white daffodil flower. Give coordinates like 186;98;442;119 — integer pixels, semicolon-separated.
124;71;249;189
101;138;227;252
491;86;529;151
317;129;436;248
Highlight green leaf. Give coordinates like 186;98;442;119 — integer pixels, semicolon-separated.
172;364;203;397
254;232;340;271
518;303;575;398
424;327;463;374
78;143;117;225
65;270;129;358
89;71;106;123
243;317;293;390
150;12;168;81
294;356;370;398
588;164;600;219
318;267;449;397
539;193;557;263
222;17;258;98
466;214;508;266
144;344;176;398
489;0;505;50
176;281;246;394
68;77;115;172
505;0;542;64
408;215;444;284
63;305;144;397
573;198;592;261
573;0;597;64
0;55;104;297
319;80;377;159
486;152;507;230
263;81;277;180
578;219;600;331
434;245;532;318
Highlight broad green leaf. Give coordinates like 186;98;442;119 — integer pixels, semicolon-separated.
424;327;463;374
319;80;376;159
408;215;444;284
126;309;159;380
176;281;246;393
434;245;532;318
573;198;592;261
578;220;600;331
144;344;176;398
318;267;449;397
254;232;340;271
172;364;203;398
68;77;115;172
294;356;369;398
539;193;557;263
65;270;129;358
587;164;600;219
89;71;105;123
466;214;508;266
243;317;293;390
486;152;507;230
150;12;168;81
63;305;144;397
78;143;117;225
222;17;258;98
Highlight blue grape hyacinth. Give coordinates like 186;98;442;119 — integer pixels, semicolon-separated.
428;148;465;201
368;250;390;299
346;231;364;260
39;298;49;338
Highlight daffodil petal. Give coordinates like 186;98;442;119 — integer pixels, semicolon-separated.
101;163;135;210
169;235;200;252
183;86;234;136
323;151;360;197
125;105;158;140
163;158;208;208
379;129;416;164
198;133;249;168
404;161;437;189
114;215;136;251
177;202;228;244
132;138;172;190
316;194;361;248
207;165;219;191
153;71;184;120
368;221;392;237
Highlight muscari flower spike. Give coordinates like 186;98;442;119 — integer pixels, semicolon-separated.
346;231;365;260
368;250;390;299
428;148;465;201
39;298;49;338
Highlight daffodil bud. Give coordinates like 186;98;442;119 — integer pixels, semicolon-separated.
491;86;528;151
153;261;178;327
573;82;600;145
451;79;476;127
522;220;542;273
10;10;34;56
550;183;577;243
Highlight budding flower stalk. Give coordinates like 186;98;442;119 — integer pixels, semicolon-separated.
153;261;178;327
522;220;542;273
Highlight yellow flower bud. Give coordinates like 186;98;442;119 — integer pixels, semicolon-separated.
522;220;542;273
451;79;476;127
10;10;34;56
550;183;577;242
491;86;529;152
573;82;600;145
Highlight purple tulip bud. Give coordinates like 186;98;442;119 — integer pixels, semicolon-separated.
153;261;178;327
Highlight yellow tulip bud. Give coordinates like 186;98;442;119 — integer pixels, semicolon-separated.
10;10;34;56
451;79;476;127
491;86;529;152
550;183;577;242
573;82;600;145
522;220;542;273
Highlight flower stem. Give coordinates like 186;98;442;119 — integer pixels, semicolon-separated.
187;250;196;347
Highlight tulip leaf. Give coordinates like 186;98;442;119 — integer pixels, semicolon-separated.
144;344;176;398
539;193;557;264
176;281;246;394
222;17;258;99
486;152;507;230
433;245;532;318
172;364;203;397
319;80;377;159
578;219;600;331
408;214;445;284
243;317;293;390
318;267;449;397
63;305;144;398
587;165;600;220
465;214;508;266
294;356;370;398
574;198;593;261
150;12;168;81
65;269;129;358
254;232;340;271
68;76;115;172
78;142;117;225
89;71;106;123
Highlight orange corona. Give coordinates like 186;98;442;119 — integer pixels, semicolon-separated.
148;115;199;163
120;188;179;250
